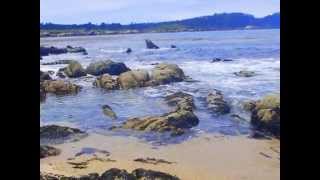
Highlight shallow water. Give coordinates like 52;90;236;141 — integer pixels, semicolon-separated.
40;29;280;144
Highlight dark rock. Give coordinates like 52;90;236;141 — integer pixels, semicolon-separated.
41;60;74;66
56;71;66;79
170;45;177;48
206;90;230;115
93;74;120;90
40;145;61;159
102;105;117;120
211;58;233;63
66;46;87;55
234;70;256;77
164;92;195;111
133;157;175;165
40;46;87;57
145;39;159;49
86;60;130;76
101;168;135;180
126;48;132;54
132;168;180;180
75;147;110;157
40;87;46;102
40;125;87;143
41;80;81;95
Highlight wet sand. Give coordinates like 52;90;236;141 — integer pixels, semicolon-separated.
40;133;280;180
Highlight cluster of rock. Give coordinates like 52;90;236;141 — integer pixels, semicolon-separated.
40;168;180;180
40;46;87;58
94;63;186;90
113;92;198;136
243;94;280;138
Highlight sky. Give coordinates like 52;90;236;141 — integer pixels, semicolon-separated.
40;0;280;24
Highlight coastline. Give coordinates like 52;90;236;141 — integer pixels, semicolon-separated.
40;133;280;180
40;28;280;39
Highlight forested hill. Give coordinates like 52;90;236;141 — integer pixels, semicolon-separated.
40;12;280;37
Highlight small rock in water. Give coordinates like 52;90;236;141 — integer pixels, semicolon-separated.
145;39;159;49
126;48;132;53
234;70;256;77
102;105;117;120
211;58;233;63
171;45;177;48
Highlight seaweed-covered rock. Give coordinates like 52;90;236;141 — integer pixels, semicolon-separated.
164;92;195;111
60;61;87;78
118;92;198;136
244;95;280;138
93;74;120;90
41;80;81;95
86;60;130;76
206;90;230;115
150;64;185;85
40;145;61;159
101;168;135;180
40;125;87;142
118;70;150;89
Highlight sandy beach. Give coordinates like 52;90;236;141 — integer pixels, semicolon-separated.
40;133;280;180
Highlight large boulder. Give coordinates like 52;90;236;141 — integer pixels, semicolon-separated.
40;125;87;143
40;145;61;159
93;74;120;90
150;64;185;85
145;39;159;49
41;80;81;95
60;61;86;78
118;70;150;89
86;60;130;76
206;90;230;115
244;94;280;138
116;92;198;136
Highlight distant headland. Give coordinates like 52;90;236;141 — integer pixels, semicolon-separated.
40;12;280;37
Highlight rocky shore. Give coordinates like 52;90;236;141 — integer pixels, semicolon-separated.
40;39;280;179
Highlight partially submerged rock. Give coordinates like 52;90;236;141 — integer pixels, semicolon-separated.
150;64;185;85
40;168;180;180
40;87;46;102
60;61;87;78
118;70;150;89
40;125;87;143
206;90;230;115
134;157;175;165
116;92;198;136
211;58;233;63
234;70;256;77
145;39;159;49
41;60;74;66
243;94;280;138
102;105;117;120
93;74;120;90
41;80;81;95
40;145;61;159
40;46;87;57
86;60;130;76
126;48;132;54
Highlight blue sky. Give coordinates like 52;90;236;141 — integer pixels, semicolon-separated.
40;0;280;24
